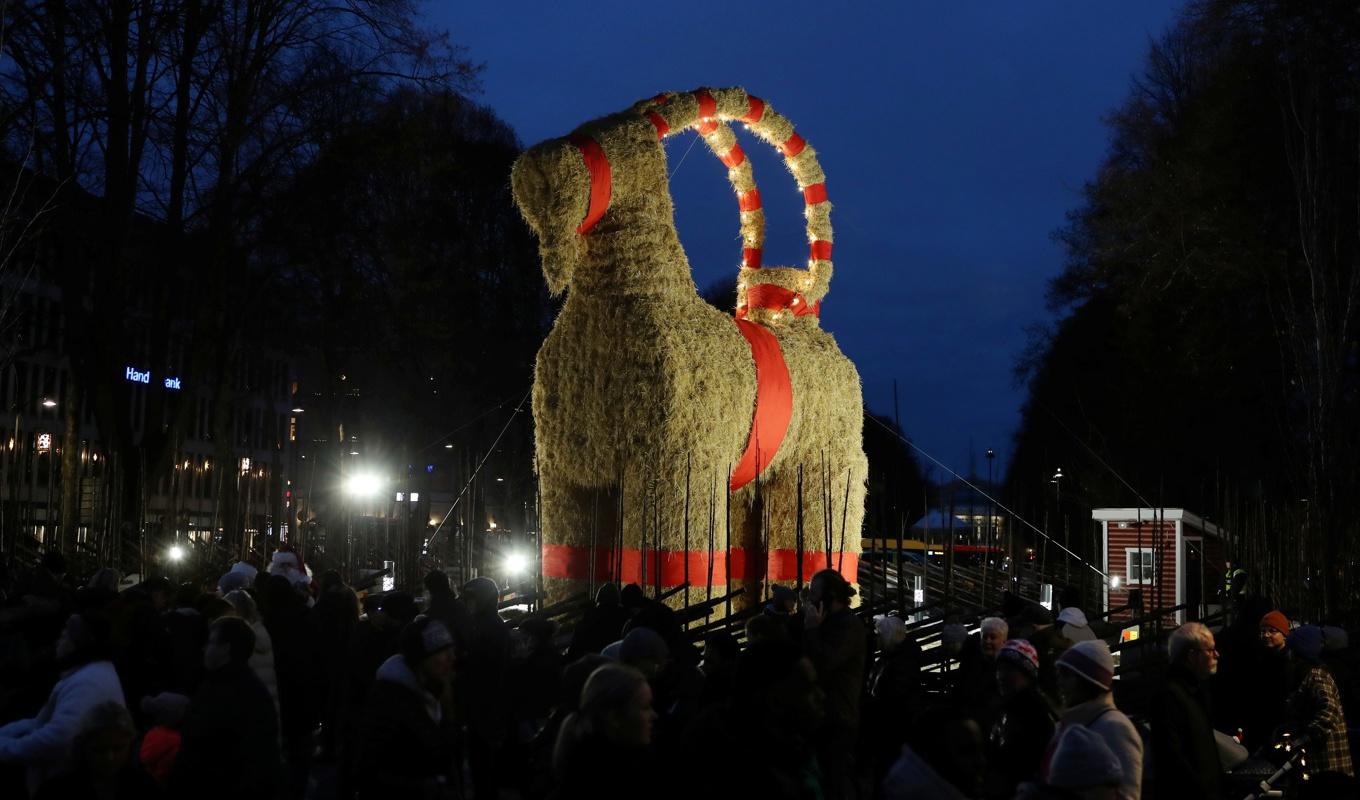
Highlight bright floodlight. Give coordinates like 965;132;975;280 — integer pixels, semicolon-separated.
167;545;186;562
504;552;529;576
1110;575;1122;589
41;398;57;408
344;472;384;498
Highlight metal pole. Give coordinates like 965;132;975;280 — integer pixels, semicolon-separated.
725;465;732;618
706;472;715;603
796;464;805;591
986;448;995;605
44;450;54;547
683;455;690;609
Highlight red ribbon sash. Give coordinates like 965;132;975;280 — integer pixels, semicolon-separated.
730;319;793;491
541;543;858;587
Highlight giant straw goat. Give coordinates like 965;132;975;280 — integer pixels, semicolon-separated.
512;87;867;608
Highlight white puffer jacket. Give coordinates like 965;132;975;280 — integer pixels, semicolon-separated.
249;620;280;714
0;660;126;793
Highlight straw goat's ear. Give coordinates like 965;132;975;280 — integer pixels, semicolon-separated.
511;139;590;296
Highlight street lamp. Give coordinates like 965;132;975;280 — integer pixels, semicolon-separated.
343;470;385;579
1051;467;1066;583
167;545;185;562
344;472;384;499
41;398;57;409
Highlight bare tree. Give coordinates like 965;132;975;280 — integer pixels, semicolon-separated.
2;0;477;559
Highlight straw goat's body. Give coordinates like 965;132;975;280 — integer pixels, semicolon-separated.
514;90;866;608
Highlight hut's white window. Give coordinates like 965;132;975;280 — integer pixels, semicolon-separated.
1125;548;1155;584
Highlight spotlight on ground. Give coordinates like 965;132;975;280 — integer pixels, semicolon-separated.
504;552;529;576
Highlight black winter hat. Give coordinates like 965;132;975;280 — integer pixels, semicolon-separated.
400;617;454;664
379;591;419;624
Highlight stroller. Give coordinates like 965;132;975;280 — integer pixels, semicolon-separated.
1222;732;1353;799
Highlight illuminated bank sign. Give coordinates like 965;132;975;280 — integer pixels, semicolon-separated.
124;367;182;390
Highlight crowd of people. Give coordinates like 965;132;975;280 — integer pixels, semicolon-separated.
0;550;1355;799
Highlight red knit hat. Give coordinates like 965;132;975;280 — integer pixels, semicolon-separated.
1259;611;1290;636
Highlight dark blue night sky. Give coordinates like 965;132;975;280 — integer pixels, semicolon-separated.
426;1;1185;477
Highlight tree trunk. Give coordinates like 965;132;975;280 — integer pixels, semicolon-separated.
57;376;80;553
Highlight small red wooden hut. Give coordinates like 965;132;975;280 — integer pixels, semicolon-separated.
1092;508;1227;624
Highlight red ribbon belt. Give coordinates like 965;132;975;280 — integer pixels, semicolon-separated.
730;319;792;491
542;543;859;587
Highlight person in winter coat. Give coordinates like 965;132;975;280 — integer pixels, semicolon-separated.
221;589;279;715
1051;640;1142;800
1148;622;1221;799
0;611;126;795
803;568;866;800
987;639;1056;797
261;574;313;793
110;582;173;722
566;583;631;660
169;616;281;800
339;590;417;798
423;570;472;657
868;615;923;783
1017;724;1124;800
1025;606;1074;705
34;701;162;800
348;590;417;706
883;706;986;800
1284;624;1354;777
763;584;805;644
463;576;512;799
1242;610;1293;751
697;631;739;709
679;639;825;800
870;615;923;713
161;583;208;695
305;581;357;761
138;692;190;786
355;617;460;799
552;663;658;799
953;616;1009;735
1056;605;1097;643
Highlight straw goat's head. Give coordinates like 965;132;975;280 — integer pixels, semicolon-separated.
511;137;590;296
